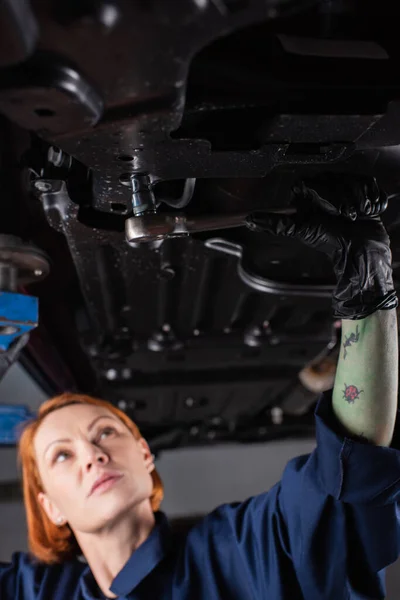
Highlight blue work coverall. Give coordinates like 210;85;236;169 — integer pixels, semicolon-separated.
1;392;400;599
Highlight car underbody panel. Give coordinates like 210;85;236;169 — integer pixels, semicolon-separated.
0;0;400;450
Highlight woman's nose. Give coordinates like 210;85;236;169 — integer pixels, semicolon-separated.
81;443;109;470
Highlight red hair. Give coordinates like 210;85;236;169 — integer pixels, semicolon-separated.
17;392;164;564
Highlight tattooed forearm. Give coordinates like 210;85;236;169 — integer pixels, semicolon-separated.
343;383;363;404
333;311;398;446
343;324;360;359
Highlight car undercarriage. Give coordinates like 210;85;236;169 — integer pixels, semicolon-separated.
0;0;399;451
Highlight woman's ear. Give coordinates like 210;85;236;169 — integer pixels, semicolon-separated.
138;438;155;474
37;491;65;526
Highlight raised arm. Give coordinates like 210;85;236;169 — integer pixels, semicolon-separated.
245;174;400;599
333;311;398;446
246;174;398;447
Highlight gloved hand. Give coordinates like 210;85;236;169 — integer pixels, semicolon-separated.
292;173;388;221
246;175;398;320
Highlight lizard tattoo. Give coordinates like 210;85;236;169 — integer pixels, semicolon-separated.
343;324;360;359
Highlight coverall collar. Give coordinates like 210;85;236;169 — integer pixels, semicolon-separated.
80;512;172;599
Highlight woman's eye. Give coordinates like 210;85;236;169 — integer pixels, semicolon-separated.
98;427;116;441
54;451;70;464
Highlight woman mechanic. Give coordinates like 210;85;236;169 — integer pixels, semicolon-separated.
1;174;399;600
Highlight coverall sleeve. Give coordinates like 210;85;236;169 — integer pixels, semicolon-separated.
0;552;85;599
280;391;400;600
0;557;16;599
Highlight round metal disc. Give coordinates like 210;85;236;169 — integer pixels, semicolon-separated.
0;235;50;285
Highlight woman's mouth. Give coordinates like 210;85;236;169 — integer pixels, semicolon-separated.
90;474;123;496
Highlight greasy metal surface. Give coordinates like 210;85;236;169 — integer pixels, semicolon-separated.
0;0;400;193
27;178;335;444
1;0;400;447
205;238;335;297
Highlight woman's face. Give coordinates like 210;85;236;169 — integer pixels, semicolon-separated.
34;403;155;534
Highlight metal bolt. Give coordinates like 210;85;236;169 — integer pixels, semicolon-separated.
128;173;156;216
210;416;222;426
0;325;18;335
118;399;127;410
34;181;52;192
160;264;175;280
271;407;283;425
97;2;120;29
270;336;280;346
162;323;171;333
190;425;199;436
34;269;43;277
122;368;131;380
48;146;64;167
223;327;231;334
185;397;195;408
105;368;118;381
193;329;200;336
244;326;262;347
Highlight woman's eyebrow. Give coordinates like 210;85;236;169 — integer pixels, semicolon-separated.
43;437;71;458
43;415;117;458
86;414;117;432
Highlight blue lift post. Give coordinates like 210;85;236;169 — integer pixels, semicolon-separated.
0;291;38;351
0;293;39;445
0;236;50;445
0;405;35;445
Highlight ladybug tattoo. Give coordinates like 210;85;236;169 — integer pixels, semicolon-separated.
343;384;364;404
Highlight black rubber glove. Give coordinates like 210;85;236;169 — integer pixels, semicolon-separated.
246;176;398;320
292;173;388;221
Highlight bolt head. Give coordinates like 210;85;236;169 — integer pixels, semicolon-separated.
271;406;283;425
48;147;63;167
122;368;131;380
34;181;52;192
160;265;175;280
34;269;43;277
97;2;120;29
88;345;98;357
105;368;118;381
